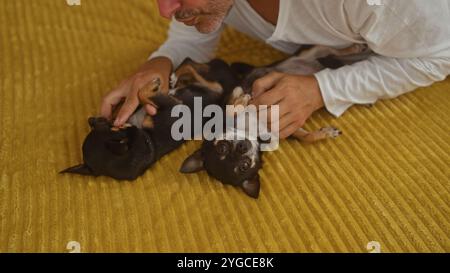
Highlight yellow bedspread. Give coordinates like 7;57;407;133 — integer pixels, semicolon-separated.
0;0;448;253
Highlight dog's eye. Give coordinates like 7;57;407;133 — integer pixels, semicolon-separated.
238;157;252;173
236;140;251;154
216;141;231;155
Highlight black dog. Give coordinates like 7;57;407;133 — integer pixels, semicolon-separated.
180;44;369;198
61;58;237;180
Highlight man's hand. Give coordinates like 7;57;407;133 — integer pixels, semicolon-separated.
250;72;325;139
100;57;173;127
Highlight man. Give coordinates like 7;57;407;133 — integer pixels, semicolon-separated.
101;0;450;139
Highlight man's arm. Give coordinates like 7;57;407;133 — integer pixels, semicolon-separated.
150;19;224;68
315;55;450;117
315;0;450;117
103;19;224;126
251;0;450;138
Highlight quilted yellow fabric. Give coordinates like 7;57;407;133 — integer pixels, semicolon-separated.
0;0;449;253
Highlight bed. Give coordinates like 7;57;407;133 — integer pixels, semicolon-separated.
0;0;448;252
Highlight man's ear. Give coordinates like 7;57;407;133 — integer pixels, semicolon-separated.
180;149;204;173
241;174;260;199
60;164;95;176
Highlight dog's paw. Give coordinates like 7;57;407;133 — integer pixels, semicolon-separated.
349;44;369;54
320;127;342;139
227;87;253;117
111;123;132;132
229;87;245;102
239;94;252;105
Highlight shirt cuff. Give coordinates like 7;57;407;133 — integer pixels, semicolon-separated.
314;68;354;117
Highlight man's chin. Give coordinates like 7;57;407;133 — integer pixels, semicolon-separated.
188;2;233;34
194;20;222;34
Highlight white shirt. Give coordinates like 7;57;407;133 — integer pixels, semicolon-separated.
150;0;450;117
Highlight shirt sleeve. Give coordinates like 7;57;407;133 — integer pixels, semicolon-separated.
315;55;450;117
314;1;450;117
149;19;224;68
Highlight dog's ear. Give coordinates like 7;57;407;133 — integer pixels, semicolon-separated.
241;174;260;199
60;164;95;176
88;117;109;132
88;117;97;129
180;149;204;173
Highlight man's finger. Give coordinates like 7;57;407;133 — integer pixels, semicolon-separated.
114;91;140;127
262;99;290;124
252;85;284;107
252;71;284;98
100;78;132;120
100;91;125;120
279;122;300;139
145;104;158;116
275;112;295;133
114;73;160;126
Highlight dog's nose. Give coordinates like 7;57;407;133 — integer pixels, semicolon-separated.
157;0;181;19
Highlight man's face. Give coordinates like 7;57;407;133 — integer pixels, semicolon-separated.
157;0;234;33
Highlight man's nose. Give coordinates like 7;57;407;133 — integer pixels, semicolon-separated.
157;0;182;19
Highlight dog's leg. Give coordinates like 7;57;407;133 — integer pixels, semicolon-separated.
292;127;342;143
142;116;154;129
175;64;223;93
226;87;253;117
228;86;252;106
297;44;368;62
108;80;160;130
138;78;162;107
135;79;167;130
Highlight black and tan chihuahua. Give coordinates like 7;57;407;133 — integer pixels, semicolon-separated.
180;44;369;198
61;58;238;180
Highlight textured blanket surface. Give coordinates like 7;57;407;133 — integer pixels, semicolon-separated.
0;0;448;252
